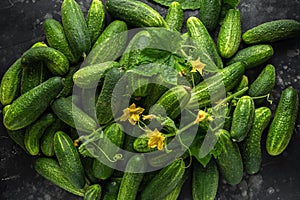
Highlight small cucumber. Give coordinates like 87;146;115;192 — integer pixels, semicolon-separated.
106;0;168;28
227;44;274;69
34;157;84;196
266;87;299;156
199;0;222;33
165;1;184;32
54;131;86;189
84;184;102;200
243;19;300;44
217;9;241;58
230;96;255;142
57;64;80;97
6;129;27;151
232;75;249;97
24;113;55;156
102;180;120;200
240;107;272;174
4;77;63;130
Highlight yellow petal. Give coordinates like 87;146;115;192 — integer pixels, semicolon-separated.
190;58;206;75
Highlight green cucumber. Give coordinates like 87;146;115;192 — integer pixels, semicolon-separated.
230;96;255;142
117;155;145;200
133;134;155;153
243;19;300;44
61;0;91;57
217;9;241;58
54;131;86;189
21;46;69;76
102;180;120;200
31;41;47;48
199;0;222;33
24;113;55;156
57;64;80;97
165;1;184;32
240;107;272;174
106;0;168;28
43;18;79;63
266;87;299;156
4;77;63;130
35;157;84;196
227;44;274;69
6;128;27;151
127;73;151;98
232;75;248;97
84;184;102;200
86;0;105;45
0;58;23;105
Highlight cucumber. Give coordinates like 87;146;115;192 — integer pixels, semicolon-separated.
6;129;27;151
127;73;151;98
192;160;219;200
106;0;168;28
248;64;276;104
215;129;243;185
243;19;300;44
43;18;79;63
199;0;222;33
51;97;97;133
117;155;145;200
186;62;245;109
230;96;255;142
0;58;23;106
227;44;274;69
61;0;91;57
81;157;98;184
232;75;248;97
84;184;102;200
133;135;155;153
217;9;241;58
24;113;55;156
57;64;80;97
86;0;105;45
102;180;120;200
165;1;184;32
187;16;223;69
21;46;69;76
54;131;86;189
35;157;84;196
266;87;299;156
31;41;47;48
4;77;63;130
240;107;272;174
140;159;185;200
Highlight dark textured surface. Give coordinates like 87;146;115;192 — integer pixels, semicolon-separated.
0;0;300;200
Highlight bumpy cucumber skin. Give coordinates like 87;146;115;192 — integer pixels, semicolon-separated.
61;0;91;56
163;169;189;200
0;58;23;106
199;0;222;33
57;64;80;97
230;96;255;142
232;75;249;97
106;0;168;28
54;131;86;189
227;44;274;69
35;157;84;196
165;1;184;32
84;184;102;200
217;9;241;58
4;77;63;131
241;107;272;174
6;129;27;151
127;73;151;97
21;46;69;76
243;19;300;44
266;87;299;156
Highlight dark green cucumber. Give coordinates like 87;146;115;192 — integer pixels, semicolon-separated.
133;134;155;153
192;160;219;200
24;113;55;155
4;77;63;130
43;18;79;63
35;157;84;196
117;155;145;200
248;64;276;104
230;96;255;142
215;129;243;185
57;64;80;97
243;19;300;44
127;73;151;98
186;62;245;109
240;107;272;174
6;128;27;151
227;44;274;69
61;0;91;57
0;58;23;105
54;131;86;189
165;1;184;32
102;180;120;200
217;9;241;58
199;0;222;33
81;157;98;184
266;87;299;156
21;46;69;76
51;97;97;133
84;184;102;200
86;0;105;45
140;159;185;200
106;0;168;28
232;75;248;97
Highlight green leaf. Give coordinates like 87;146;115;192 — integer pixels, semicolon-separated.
150;0;200;10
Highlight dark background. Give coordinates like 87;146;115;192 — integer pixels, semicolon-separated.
0;0;299;199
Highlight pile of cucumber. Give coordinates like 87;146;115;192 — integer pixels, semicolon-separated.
1;0;300;199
